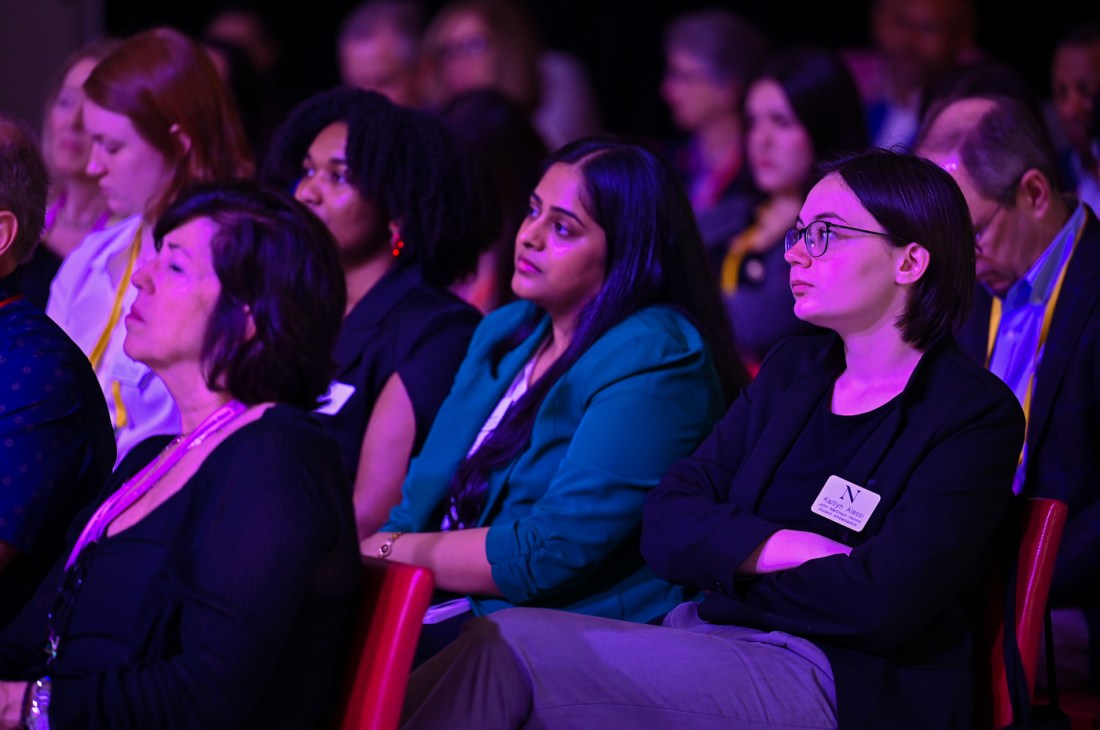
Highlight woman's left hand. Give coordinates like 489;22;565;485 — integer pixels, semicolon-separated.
361;528;503;596
0;681;28;730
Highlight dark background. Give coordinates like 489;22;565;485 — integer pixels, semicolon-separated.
96;0;1097;139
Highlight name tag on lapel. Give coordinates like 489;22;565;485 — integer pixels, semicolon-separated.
315;381;356;415
810;475;881;532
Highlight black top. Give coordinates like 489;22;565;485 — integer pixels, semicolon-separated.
0;271;114;629
318;262;481;482
0;405;360;729
643;334;1025;729
16;245;62;311
756;392;895;530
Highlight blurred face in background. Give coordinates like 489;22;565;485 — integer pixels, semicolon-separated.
1051;41;1100;158
745;79;814;197
45;57;99;178
83;100;175;218
340;28;422;107
661;47;739;133
872;0;969;90
433;11;497;100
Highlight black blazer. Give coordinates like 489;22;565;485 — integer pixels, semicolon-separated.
642;333;1025;729
956;207;1100;609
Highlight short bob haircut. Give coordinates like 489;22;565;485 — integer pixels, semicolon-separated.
84;27;254;221
0;115;49;266
753;46;868;181
153;181;346;409
264;87;498;286
818;148;975;350
448;136;748;525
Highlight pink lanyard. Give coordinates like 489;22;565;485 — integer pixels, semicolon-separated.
65;400;247;570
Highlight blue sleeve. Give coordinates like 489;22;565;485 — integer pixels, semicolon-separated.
484;311;726;604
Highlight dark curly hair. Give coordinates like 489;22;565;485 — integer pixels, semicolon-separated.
154;180;347;409
263;87;498;286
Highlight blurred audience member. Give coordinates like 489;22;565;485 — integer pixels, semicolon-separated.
423;0;601;149
1050;22;1100;212
265;88;496;538
918;94;1100;693
20;40;120;310
0;115;114;629
203;4;281;79
660;8;769;259
338;0;427;108
721;47;867;369
47;28;253;465
845;0;979;149
443;89;547;312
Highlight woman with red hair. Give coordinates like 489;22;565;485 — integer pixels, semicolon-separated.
47;27;253;464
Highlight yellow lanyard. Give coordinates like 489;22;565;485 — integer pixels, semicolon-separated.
986;221;1083;437
89;225;143;370
88;224;142;430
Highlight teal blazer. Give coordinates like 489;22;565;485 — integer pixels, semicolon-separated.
384;301;725;621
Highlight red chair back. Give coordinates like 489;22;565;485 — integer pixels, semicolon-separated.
976;497;1067;730
337;557;435;730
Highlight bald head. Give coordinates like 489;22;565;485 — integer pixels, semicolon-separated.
0;115;49;276
916;94;1060;203
916;95;1069;296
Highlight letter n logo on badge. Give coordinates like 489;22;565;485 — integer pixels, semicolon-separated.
840;485;861;502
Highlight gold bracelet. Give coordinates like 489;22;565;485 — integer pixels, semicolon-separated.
377;532;404;559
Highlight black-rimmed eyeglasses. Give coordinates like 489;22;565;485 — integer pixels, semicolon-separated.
784;221;904;258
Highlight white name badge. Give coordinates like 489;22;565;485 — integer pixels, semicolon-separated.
109;359;150;388
810;475;881;532
315;381;356;416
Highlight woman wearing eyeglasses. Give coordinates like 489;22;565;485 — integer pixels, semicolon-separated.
401;149;1025;730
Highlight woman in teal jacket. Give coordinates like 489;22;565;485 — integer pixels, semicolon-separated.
362;137;747;653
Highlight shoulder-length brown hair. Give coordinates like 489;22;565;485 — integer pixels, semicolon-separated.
84;27;253;220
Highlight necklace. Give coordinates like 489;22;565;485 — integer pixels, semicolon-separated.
64;400;248;570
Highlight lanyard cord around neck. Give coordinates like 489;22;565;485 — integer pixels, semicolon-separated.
89;224;143;372
986;220;1084;450
64;399;248;571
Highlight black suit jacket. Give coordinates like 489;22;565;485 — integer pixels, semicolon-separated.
643;333;1024;729
957;208;1100;609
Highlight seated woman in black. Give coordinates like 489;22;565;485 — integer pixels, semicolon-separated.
400;149;1026;729
265;88;498;538
0;182;359;729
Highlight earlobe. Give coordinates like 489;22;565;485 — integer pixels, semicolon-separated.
242;304;257;341
896;243;930;285
0;211;19;260
1017;168;1051;218
169;123;192;157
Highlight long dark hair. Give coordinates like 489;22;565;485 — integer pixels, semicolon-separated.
445;136;746;526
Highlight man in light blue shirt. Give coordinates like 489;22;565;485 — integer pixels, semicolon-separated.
917;93;1100;694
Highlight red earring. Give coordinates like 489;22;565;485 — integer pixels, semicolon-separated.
391;237;405;257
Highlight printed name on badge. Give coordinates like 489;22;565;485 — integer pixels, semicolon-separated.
315;381;356;416
810;475;881;532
